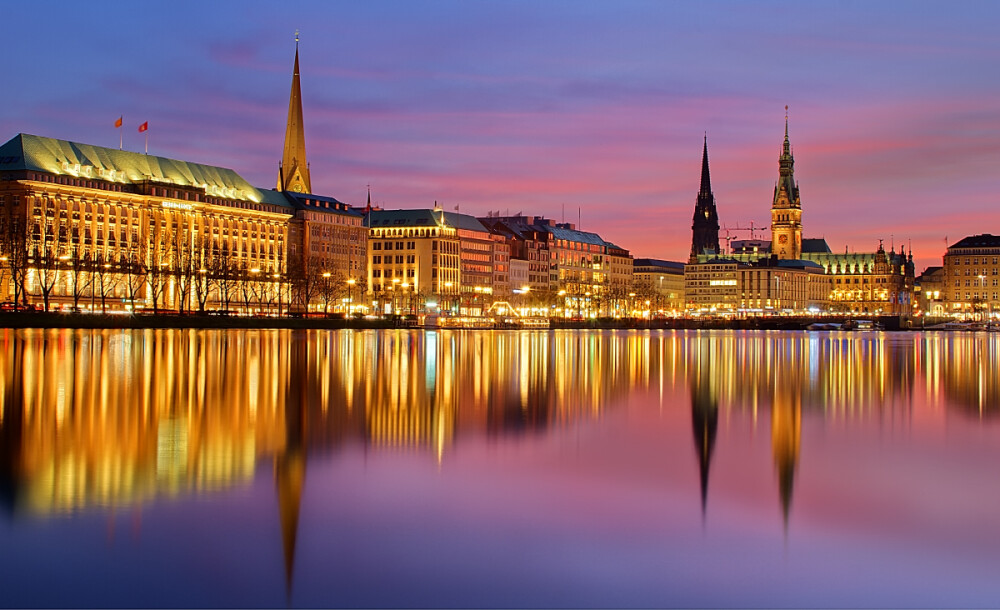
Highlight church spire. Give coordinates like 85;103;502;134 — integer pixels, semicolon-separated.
699;133;712;197
690;134;721;261
277;32;312;194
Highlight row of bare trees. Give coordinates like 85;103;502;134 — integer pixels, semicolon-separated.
0;213;345;313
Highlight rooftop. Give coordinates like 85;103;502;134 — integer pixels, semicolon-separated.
285;191;363;217
0;133;291;207
949;234;1000;249
366;208;489;233
634;258;686;271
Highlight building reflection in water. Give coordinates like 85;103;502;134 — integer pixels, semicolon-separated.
3;328;1000;566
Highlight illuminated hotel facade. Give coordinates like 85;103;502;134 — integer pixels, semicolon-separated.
0;134;295;312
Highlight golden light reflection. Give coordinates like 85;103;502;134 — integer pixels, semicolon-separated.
1;329;999;520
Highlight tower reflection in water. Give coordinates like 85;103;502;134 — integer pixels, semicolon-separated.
3;328;1000;587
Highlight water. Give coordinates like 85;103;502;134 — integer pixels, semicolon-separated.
1;328;1000;607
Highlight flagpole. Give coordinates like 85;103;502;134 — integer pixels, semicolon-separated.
115;115;123;150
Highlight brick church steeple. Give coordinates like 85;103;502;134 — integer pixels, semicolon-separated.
690;135;721;262
277;33;312;194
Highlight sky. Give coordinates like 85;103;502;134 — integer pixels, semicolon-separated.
3;0;999;272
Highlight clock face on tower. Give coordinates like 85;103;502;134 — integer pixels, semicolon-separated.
778;235;788;244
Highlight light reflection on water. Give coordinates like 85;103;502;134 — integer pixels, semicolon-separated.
2;328;1000;607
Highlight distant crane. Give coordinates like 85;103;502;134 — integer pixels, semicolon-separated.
721;221;769;253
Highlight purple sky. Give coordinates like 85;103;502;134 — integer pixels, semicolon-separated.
4;0;999;271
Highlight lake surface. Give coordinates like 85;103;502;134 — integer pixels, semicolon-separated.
2;328;1000;607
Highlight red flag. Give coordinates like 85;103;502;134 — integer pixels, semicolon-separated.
138;122;148;133
114;116;122;128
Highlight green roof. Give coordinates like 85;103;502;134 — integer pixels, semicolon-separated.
0;133;292;208
366;209;489;233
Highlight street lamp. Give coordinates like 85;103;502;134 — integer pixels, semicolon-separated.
347;278;356;317
322;272;332;314
979;274;987;321
273;273;283;316
392;278;400;316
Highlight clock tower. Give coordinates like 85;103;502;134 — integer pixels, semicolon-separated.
770;108;801;260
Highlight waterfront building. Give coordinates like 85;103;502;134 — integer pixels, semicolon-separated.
478;215;552;295
633;258;685;313
480;214;634;317
286;192;367;312
0;133;293;312
915;265;945;316
737;258;828;312
805;243;913;314
690;136;720;262
509;258;529;294
942;234;1000;317
605;242;634;300
490;233;511;297
685;258;740;313
365;208;495;314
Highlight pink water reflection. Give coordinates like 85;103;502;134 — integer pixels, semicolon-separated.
2;328;1000;607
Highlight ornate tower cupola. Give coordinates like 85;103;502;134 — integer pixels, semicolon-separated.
277;32;312;194
770;107;802;260
690;135;721;262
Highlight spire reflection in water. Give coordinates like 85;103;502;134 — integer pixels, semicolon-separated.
3;329;1000;607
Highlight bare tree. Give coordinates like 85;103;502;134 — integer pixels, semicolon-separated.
318;272;345;315
171;229;196;314
288;257;321;315
0;213;30;309
236;263;261;314
123;247;147;313
92;252;121;314
191;235;214;313
31;232;64;312
257;269;282;315
146;231;171;314
211;242;237;313
65;245;94;311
